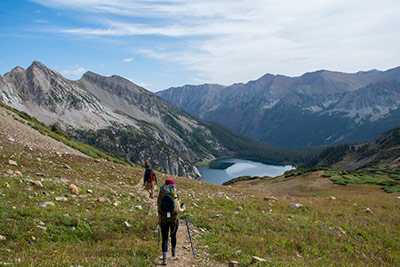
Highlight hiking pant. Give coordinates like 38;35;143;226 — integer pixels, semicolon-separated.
160;219;179;255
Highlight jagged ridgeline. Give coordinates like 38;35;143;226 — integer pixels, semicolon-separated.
0;61;308;178
158;67;400;148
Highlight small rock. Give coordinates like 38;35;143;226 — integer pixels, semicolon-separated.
36;226;47;231
55;197;68;202
122;221;131;228
229;261;239;267
69;184;79;195
63;164;72;170
36;158;41;161
94;159;101;163
128;193;135;198
3;183;10;189
329;196;336;200
14;171;22;176
8;160;18;167
290;203;303;209
79;194;88;199
365;208;373;214
396;196;400;199
0;235;6;241
252;256;267;263
41;202;55;208
31;236;36;241
337;227;346;235
5;170;13;175
97;197;107;203
86;189;93;194
36;173;45;177
8;137;15;142
218;191;225;195
113;202;119;207
234;211;239;214
31;180;43;188
237;206;243;211
135;205;143;210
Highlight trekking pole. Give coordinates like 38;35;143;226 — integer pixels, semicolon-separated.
183;209;196;258
158;223;161;248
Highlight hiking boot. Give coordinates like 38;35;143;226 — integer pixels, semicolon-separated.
172;248;176;257
162;257;167;265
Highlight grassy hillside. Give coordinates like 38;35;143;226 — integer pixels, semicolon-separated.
0;141;158;266
225;171;400;266
1;104;399;266
1;140;400;265
301;126;400;170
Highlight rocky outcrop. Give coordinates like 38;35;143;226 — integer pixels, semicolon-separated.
2;61;265;178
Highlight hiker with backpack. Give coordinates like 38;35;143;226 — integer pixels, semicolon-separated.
158;178;185;265
143;160;158;198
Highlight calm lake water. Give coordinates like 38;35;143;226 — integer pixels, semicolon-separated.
197;158;294;185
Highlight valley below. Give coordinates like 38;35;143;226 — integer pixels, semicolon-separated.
197;158;294;185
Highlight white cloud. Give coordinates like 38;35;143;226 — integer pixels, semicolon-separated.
32;0;400;85
122;57;133;62
60;66;87;77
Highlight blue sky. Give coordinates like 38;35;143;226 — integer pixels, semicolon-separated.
1;0;400;92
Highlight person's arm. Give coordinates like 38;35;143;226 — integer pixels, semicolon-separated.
178;201;186;212
143;172;146;184
177;194;185;211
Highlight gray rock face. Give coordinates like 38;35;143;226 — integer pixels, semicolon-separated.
0;61;237;178
158;67;400;147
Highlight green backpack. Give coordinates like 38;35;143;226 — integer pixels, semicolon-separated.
158;184;179;222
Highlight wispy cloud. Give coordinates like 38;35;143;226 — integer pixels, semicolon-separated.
60;66;87;78
122;57;133;62
31;0;400;86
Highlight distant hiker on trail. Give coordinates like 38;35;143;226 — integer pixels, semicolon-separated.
143;160;158;198
158;178;185;266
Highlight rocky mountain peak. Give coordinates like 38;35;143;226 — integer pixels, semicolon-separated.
81;71;145;96
9;66;26;74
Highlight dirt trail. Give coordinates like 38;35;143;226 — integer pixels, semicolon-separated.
134;182;226;267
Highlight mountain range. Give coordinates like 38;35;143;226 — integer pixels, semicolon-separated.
157;67;400;148
0;61;302;178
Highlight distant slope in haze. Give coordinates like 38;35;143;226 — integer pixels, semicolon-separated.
158;67;400;148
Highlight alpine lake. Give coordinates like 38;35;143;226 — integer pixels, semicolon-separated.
197;158;294;185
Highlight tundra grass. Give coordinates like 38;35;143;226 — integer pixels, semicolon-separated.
0;143;158;266
176;176;400;266
2;139;400;266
